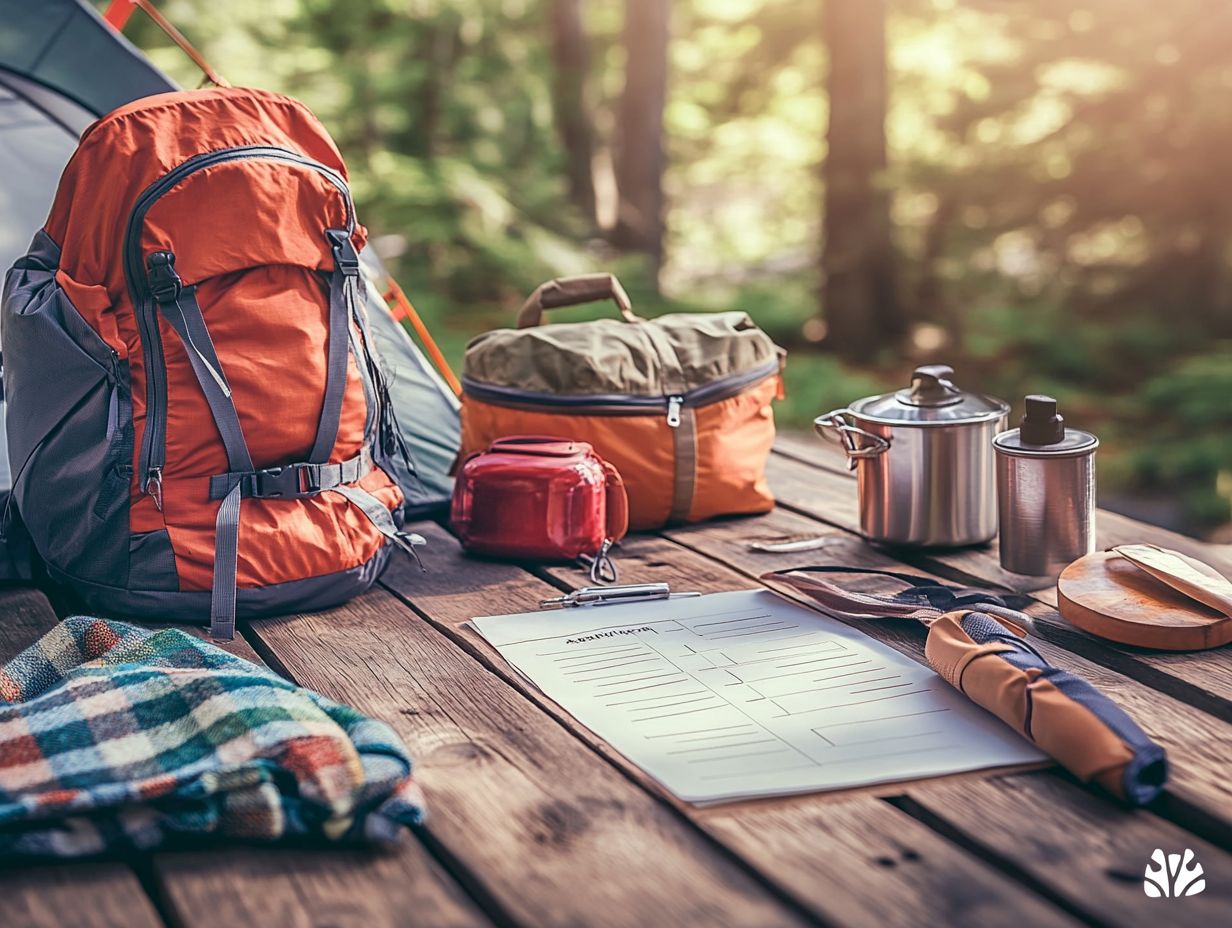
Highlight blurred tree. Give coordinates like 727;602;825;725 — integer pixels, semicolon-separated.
549;0;597;223
612;0;670;284
821;0;903;360
106;0;1232;535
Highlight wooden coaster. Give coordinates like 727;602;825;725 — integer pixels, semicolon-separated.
1058;551;1232;651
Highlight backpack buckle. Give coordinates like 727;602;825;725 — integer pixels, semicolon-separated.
326;229;360;277
249;465;297;498
300;463;324;493
147;251;182;303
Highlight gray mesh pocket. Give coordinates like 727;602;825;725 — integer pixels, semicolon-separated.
2;231;130;583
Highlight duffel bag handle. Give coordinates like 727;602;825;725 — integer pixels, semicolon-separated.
516;274;639;328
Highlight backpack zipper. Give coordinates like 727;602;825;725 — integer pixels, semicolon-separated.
123;146;355;507
460;358;781;427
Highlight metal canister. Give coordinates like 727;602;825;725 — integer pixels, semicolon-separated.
993;395;1098;576
815;365;1009;548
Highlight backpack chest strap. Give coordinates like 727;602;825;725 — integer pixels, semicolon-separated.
208;448;373;500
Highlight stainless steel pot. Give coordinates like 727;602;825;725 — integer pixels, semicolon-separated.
815;365;1009;548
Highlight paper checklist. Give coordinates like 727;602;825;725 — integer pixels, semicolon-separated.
471;589;1046;804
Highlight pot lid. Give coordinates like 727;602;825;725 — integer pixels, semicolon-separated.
993;395;1098;456
849;365;1009;424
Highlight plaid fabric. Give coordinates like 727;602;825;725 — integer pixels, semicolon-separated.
0;617;425;857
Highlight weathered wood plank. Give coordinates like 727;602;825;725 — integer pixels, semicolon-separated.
0;588;77;662
653;513;1232;920
0;589;166;928
694;797;1079;928
0;588;487;928
153;846;484;928
0;862;164;928
765;445;1232;717
901;772;1232;925
662;508;1232;824
151;630;491;928
249;569;812;928
382;525;1081;928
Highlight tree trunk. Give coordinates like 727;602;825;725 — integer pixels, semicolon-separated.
613;0;670;283
915;193;955;328
821;0;902;360
414;23;458;161
549;0;597;222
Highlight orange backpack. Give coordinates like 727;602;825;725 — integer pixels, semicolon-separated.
2;87;421;638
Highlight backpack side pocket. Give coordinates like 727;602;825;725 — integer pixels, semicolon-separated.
2;230;131;582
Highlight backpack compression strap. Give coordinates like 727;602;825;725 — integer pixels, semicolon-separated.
152;273;253;640
152;232;388;639
309;230;359;462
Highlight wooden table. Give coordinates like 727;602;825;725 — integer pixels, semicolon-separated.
2;435;1230;928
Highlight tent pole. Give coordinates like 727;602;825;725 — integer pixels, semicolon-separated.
383;277;463;397
106;0;230;88
103;1;137;31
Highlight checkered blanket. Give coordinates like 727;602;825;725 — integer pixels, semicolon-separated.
0;617;425;858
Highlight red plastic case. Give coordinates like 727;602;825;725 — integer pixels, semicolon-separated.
450;436;628;561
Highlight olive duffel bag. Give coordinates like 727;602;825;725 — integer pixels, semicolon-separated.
459;273;785;530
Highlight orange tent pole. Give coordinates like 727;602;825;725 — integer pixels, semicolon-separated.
106;0;230;87
383;276;463;397
103;1;137;30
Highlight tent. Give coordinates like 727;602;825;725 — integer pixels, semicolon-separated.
0;0;460;514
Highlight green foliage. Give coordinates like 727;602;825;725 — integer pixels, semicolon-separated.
1117;347;1232;526
106;0;1232;535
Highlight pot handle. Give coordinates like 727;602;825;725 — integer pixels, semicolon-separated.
600;460;630;542
814;410;891;471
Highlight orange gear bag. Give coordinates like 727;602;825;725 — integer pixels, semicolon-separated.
459;274;785;530
2;87;423;638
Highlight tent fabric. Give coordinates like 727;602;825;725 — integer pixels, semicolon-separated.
0;72;89;288
361;249;461;513
0;0;458;533
0;0;176;281
0;0;174;115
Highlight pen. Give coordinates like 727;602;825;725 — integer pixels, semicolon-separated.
539;583;702;609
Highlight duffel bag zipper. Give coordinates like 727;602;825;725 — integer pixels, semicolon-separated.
461;358;781;428
123;146;355;509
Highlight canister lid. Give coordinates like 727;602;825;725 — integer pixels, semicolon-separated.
848;365;1010;424
993;395;1098;457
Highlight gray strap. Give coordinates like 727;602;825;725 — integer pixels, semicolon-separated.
160;287;254;474
209;482;242;640
350;279;377;353
208;447;372;500
347;283;386;441
157;285;252;641
332;484;425;566
310;230;359;463
348;321;377;436
345;276;418;478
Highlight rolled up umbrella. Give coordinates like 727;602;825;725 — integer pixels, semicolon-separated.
765;567;1168;806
